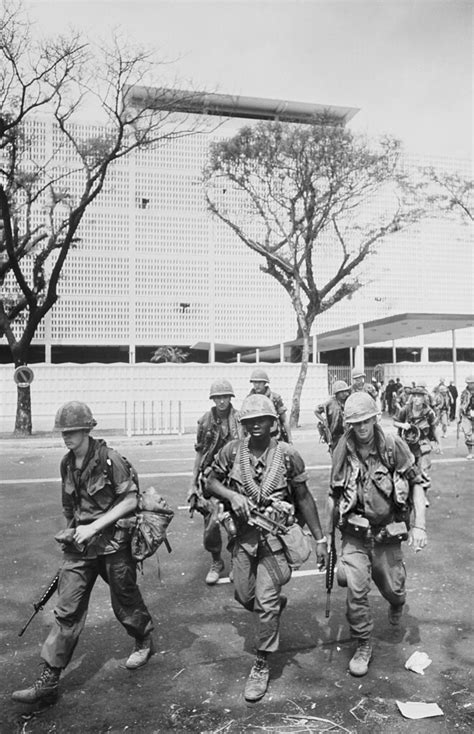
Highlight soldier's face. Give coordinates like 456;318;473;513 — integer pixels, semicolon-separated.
351;416;376;443
412;395;424;407
353;377;364;388
251;381;266;394
62;429;89;452
213;395;232;413
242;415;273;438
337;391;350;404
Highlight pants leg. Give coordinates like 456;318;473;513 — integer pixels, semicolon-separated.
371;542;406;608
232;543;257;612
41;556;99;669
101;548;154;640
253;548;291;653
340;535;373;641
203;499;223;556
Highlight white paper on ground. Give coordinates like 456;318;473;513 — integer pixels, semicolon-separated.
405;650;432;674
396;701;444;719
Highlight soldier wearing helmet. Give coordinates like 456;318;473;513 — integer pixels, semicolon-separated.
458;375;474;459
248;367;292;443
188;379;243;585
206;393;327;703
393;384;441;500
328;392;427;678
314;380;350;454
350;367;378;401
432;383;453;438
12;402;154;706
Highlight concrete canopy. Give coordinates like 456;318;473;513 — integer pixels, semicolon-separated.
313;312;474;353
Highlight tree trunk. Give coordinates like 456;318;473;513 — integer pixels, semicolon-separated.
289;330;310;428
15;385;32;435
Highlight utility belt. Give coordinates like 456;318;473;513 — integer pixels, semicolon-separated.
340;513;408;544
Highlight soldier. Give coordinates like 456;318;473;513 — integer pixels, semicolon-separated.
328;393;427;677
11;402;154;706
206;394;327;702
188;379;243;584
432;384;452;438
248;367;292;442
350;367;378;400
459;375;474;460
393;384;441;503
314;380;350;454
448;381;458;422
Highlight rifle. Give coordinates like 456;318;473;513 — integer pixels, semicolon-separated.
325;527;337;618
19;572;60;637
315;415;332;447
248;500;289;536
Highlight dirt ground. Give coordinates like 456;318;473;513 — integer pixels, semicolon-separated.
0;421;473;734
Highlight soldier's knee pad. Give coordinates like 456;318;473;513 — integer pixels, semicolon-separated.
336;562;347;587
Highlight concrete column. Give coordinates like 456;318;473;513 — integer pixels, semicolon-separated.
420;346;429;362
312;334;318;364
236;352;241;363
452;329;457;385
392;340;397;363
354;323;365;371
256;348;260;363
209;342;215;364
129;345;136;364
280;343;285;363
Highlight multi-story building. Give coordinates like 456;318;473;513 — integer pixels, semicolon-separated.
1;91;472;366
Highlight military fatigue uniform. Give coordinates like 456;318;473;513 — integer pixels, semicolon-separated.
194;406;242;556
314;396;345;453
210;438;306;653
351;382;378;401
395;403;437;489
459;388;474;449
42;437;153;670
330;426;421;642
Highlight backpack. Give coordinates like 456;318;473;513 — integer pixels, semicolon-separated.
100;444;175;562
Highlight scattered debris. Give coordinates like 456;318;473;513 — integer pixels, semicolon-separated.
405;650;432;675
396;700;444;719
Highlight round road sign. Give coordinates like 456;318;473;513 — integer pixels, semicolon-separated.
13;365;35;388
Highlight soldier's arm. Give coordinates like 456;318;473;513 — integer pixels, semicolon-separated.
293;482;328;568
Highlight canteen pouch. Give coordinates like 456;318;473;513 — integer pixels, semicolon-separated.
343;513;370;538
278;523;312;570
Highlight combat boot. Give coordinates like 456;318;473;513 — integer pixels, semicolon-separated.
126;634;154;669
11;663;61;704
349;639;373;677
244;656;270;702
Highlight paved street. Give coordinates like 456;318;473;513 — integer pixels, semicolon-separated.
1;421;473;733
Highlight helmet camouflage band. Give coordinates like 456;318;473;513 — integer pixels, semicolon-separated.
343;392;378;424
238;394;277;422
249;367;270;384
54;401;97;433
209;378;235;398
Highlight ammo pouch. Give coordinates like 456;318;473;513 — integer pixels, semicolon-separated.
373;521;408;544
342;513;370;539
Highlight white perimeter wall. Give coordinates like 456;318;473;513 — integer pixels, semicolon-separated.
0;362;328;434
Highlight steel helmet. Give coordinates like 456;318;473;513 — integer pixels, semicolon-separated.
411;383;428;396
54;401;97;433
343;392;378;424
238;394;276;422
351;367;365;380
333;380;350;395
209;379;235;398
249;368;270;384
465;375;474;384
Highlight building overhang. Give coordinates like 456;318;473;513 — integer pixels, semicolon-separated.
313;312;474;352
124;86;359;125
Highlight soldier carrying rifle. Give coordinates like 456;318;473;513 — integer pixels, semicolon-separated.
206;394;327;702
314;380;351;454
459;375;474;460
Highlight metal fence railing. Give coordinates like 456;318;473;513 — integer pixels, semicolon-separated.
125;400;183;436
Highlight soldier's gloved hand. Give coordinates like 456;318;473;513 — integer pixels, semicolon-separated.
187;487;199;516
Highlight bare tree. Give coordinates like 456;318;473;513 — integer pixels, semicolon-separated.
0;1;205;434
204;120;426;426
419;166;473;222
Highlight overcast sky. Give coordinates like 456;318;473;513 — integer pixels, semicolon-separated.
25;0;472;161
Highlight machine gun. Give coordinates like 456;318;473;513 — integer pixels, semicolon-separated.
218;499;290;539
19;572;60;637
325;526;337;618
